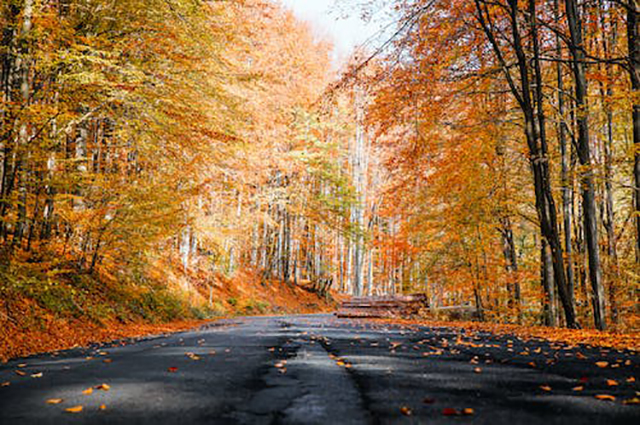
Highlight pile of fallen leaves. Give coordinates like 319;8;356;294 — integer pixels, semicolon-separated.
374;318;640;351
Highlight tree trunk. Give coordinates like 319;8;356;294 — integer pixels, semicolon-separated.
626;0;640;263
565;0;606;330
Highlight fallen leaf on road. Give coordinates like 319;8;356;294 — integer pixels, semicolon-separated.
17;363;27;368
96;384;110;391
627;377;636;383
46;399;63;404
473;367;482;374
572;386;584;391
103;359;113;364
99;404;107;410
15;370;26;376
462;408;474;415
442;408;459;416
623;398;640;405
606;379;618;386
540;385;552;392
31;372;43;378
595;361;608;368
0;382;10;387
65;406;83;413
400;406;412;416
168;367;178;373
594;394;616;401
83;387;94;395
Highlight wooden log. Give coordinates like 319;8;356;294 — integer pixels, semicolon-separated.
335;294;428;319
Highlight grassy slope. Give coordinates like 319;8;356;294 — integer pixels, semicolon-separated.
0;263;335;362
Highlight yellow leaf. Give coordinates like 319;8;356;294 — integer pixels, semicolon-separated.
540;385;552;392
595;394;616;401
65;406;83;413
572;386;584;391
46;399;63;404
83;387;94;395
462;408;475;415
99;404;107;410
31;372;43;378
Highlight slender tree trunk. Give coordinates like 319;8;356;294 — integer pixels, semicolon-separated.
565;0;606;330
625;0;640;263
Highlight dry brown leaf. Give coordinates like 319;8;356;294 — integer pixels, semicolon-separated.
626;377;635;383
462;408;475;415
572;386;584;391
540;385;552;392
46;399;63;404
606;379;618;386
442;408;460;416
594;394;616;401
595;361;609;368
15;370;26;376
96;383;110;391
65;406;83;413
0;382;10;387
102;359;113;364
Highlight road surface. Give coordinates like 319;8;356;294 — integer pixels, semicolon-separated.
0;314;638;424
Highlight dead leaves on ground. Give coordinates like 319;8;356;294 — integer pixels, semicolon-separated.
595;394;616;401
400;406;412;416
442;407;474;416
65;406;83;413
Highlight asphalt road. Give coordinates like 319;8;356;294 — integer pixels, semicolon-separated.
0;314;638;424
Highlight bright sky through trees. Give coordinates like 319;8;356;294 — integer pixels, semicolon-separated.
279;0;380;63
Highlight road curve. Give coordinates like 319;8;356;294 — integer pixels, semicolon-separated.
0;314;638;424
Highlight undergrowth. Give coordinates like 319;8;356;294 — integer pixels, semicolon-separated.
0;263;209;328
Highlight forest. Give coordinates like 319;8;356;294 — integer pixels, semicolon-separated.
0;0;638;359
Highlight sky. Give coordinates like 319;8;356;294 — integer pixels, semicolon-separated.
278;0;383;64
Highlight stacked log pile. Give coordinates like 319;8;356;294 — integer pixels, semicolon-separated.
335;294;428;319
